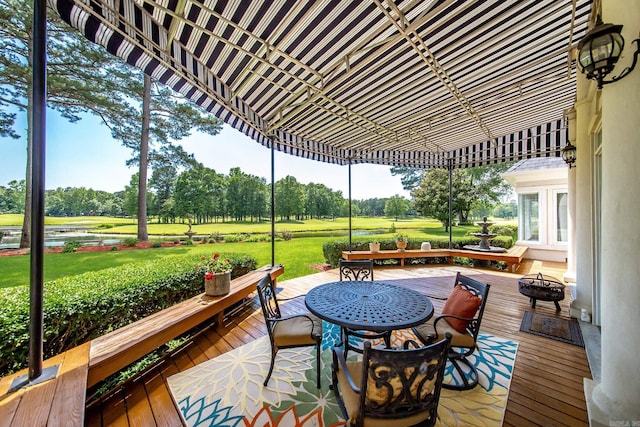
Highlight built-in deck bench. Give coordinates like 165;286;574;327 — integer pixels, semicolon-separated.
0;264;284;426
87;264;284;387
342;246;528;273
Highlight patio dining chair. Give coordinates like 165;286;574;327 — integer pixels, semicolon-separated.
331;334;452;427
339;259;374;281
411;272;490;390
256;273;323;388
339;259;392;356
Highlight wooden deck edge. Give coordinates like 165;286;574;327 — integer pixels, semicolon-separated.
0;342;90;427
87;265;284;388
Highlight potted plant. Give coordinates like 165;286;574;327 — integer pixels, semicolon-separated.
395;234;408;251
369;241;380;252
197;253;232;296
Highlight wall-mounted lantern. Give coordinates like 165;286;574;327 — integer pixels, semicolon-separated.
577;15;640;88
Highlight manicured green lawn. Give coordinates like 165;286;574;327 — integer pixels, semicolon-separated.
0;214;136;227
0;238;324;289
0;214;446;235
0;214;514;289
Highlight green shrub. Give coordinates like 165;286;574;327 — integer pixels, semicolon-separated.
211;231;223;242
322;236;514;267
279;230;293;241
110;245;119;251
245;234;271;242
489;224;518;239
123;237;138;247
0;253;257;377
62;240;82;253
223;233;246;243
151;240;162;248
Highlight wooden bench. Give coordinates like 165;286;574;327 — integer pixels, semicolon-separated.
342;246;528;273
450;246;528;272
342;249;452;266
87;264;284;387
0;265;284;425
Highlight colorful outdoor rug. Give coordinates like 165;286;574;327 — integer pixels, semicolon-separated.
167;322;518;427
520;310;584;347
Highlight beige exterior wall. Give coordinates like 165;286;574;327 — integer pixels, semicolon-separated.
502;165;568;262
576;0;640;423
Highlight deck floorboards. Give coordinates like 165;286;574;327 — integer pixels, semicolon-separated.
88;260;590;426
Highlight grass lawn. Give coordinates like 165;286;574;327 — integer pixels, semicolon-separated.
1;215;448;235
0;214;515;289
0;238;327;289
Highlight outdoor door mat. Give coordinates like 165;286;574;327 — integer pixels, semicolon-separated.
520;310;584;347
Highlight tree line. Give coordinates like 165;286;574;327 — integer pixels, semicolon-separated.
1;162;518;227
0;0;517;246
0;172;413;223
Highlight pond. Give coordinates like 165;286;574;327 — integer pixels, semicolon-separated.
0;227;389;250
0;227;124;249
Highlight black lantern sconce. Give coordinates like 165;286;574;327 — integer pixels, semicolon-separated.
561;142;577;168
561;108;577;169
577;15;640;89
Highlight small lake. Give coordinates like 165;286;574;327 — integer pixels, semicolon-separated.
0;227;388;250
0;227;125;249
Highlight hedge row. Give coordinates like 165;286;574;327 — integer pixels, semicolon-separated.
0;253;257;377
322;235;513;267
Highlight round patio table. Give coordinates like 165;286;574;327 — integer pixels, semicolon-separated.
304;280;434;333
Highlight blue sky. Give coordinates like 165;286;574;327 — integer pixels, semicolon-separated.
1;109;410;200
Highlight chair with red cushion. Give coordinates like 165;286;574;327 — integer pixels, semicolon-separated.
411;272;490;390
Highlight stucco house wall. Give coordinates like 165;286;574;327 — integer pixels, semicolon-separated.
502;157;568;263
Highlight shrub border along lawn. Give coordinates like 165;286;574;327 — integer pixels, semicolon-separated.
322;235;514;267
0;253;256;377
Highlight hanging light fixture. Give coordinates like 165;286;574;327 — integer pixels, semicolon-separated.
577;15;640;88
561;142;577;168
561;108;577;169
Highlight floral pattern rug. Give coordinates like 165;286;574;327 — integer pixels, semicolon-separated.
167;322;518;427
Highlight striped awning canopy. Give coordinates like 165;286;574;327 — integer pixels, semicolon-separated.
49;0;593;168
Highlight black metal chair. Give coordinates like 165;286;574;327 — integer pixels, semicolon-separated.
339;259;374;281
331;334;452;427
256;273;323;388
411;272;490;390
339;260;391;356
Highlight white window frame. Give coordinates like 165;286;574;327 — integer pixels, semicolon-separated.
518;192;542;243
553;189;569;245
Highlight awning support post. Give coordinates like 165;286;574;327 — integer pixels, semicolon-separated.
270;138;275;267
348;159;352;252
9;0;59;392
448;158;453;250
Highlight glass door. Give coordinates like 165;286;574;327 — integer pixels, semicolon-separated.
593;132;602;326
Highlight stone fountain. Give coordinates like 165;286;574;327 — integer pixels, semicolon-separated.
464;217;507;253
184;217;196;239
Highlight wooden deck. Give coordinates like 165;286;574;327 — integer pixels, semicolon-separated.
87;259;590;426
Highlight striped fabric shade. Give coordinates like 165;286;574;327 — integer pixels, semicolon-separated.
49;0;592;169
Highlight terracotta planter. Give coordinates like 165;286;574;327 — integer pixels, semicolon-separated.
369;242;380;253
205;271;231;296
396;240;408;251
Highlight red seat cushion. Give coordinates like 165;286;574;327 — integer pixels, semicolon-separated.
441;285;482;333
